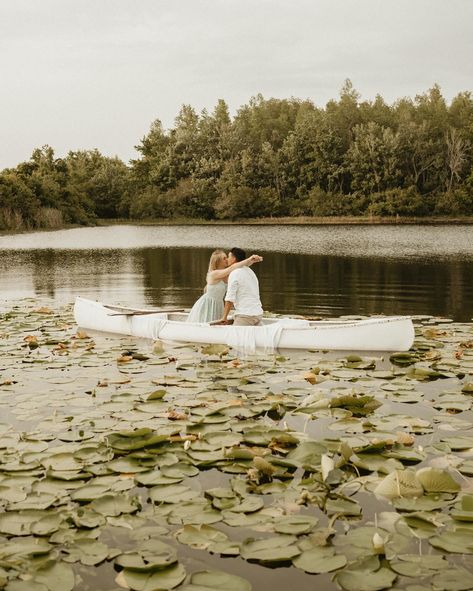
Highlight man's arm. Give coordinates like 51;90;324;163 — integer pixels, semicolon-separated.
221;300;234;323
213;273;238;325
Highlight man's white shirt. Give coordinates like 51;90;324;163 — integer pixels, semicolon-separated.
225;267;263;317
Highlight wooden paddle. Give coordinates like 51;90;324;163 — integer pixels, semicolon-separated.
105;305;186;317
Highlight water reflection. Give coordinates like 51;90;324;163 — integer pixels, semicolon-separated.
1;246;473;320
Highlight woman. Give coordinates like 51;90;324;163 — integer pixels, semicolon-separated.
186;249;262;323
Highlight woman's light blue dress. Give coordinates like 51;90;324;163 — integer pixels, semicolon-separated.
186;281;227;323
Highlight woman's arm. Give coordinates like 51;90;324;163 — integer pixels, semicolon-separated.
207;254;263;282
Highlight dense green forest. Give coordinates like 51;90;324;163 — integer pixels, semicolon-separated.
1;81;473;230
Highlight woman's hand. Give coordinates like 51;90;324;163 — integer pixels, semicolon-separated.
248;254;263;265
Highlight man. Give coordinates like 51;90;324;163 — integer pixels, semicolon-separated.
218;247;263;326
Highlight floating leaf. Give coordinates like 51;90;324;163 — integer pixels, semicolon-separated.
274;514;318;535
429;529;473;553
175;524;228;551
63;539;109;566
201;344;229;357
335;567;397;591
115;539;177;571
116;563;186;590
431;566;473;591
149;484;199;504
451;494;473;521
374;470;423;499
180;570;251;591
240;535;300;563
35;562;75;591
293;546;346;573
88;494;140;516
415;467;460;493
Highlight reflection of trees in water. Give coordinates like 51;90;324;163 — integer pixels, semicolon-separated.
140;249;473;320
258;254;473;319
31;250;57;298
2;247;473;320
29;250;141;302
141;248;212;308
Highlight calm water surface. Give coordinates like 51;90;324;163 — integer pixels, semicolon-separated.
1;224;473;319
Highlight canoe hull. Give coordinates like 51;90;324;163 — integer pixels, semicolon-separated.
73;297;415;351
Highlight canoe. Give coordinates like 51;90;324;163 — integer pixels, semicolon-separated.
73;297;415;352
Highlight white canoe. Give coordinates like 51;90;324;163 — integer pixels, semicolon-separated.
74;297;415;352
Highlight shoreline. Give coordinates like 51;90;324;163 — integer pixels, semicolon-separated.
0;216;473;236
2;215;473;237
111;215;473;226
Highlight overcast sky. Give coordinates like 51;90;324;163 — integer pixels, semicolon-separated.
1;0;472;169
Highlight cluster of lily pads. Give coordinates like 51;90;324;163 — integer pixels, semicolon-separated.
0;300;473;591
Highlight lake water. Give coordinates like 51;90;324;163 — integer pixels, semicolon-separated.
1;223;473;319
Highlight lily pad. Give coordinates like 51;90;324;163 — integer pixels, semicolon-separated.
89;493;140;516
293;546;346;573
116;563;186;590
175;524;229;551
115;539;177;571
374;470;423;499
240;535;301;563
180;570;251;591
415;467;460;493
431;567;473;591
335;566;397;591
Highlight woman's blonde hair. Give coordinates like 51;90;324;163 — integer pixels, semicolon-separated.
207;249;227;273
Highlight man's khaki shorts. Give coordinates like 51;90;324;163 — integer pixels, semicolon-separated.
233;315;263;326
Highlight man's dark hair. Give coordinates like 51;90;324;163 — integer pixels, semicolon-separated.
230;247;246;262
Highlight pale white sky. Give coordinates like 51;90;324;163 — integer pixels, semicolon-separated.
0;0;472;169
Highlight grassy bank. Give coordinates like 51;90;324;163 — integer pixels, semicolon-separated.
98;215;473;226
2;216;473;237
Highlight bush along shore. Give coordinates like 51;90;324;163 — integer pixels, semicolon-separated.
1;300;473;589
1;81;473;231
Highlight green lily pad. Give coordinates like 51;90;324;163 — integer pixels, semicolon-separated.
274;514;318;535
451;494;473;521
31;512;65;535
161;463;199;479
293;546;346;573
393;493;456;512
63;539;109;566
175;524;228;551
415;467;460;493
89;493;140;516
389;554;448;577
115;539;177;571
180;570;251;591
335;567;397;591
201;345;229;357
429;529;473;553
107;429;170;451
115;563;186;590
0;510;46;535
240;535;301;563
0;536;52;558
431;567;473;591
326;496;362;516
42;453;82;471
374;470;423;499
228;497;264;514
149;484;200;504
35;562;75;591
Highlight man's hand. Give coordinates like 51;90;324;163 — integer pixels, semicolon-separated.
211;318;230;325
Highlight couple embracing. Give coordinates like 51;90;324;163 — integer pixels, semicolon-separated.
186;247;263;326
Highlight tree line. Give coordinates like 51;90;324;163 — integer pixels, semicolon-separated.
1;81;472;230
